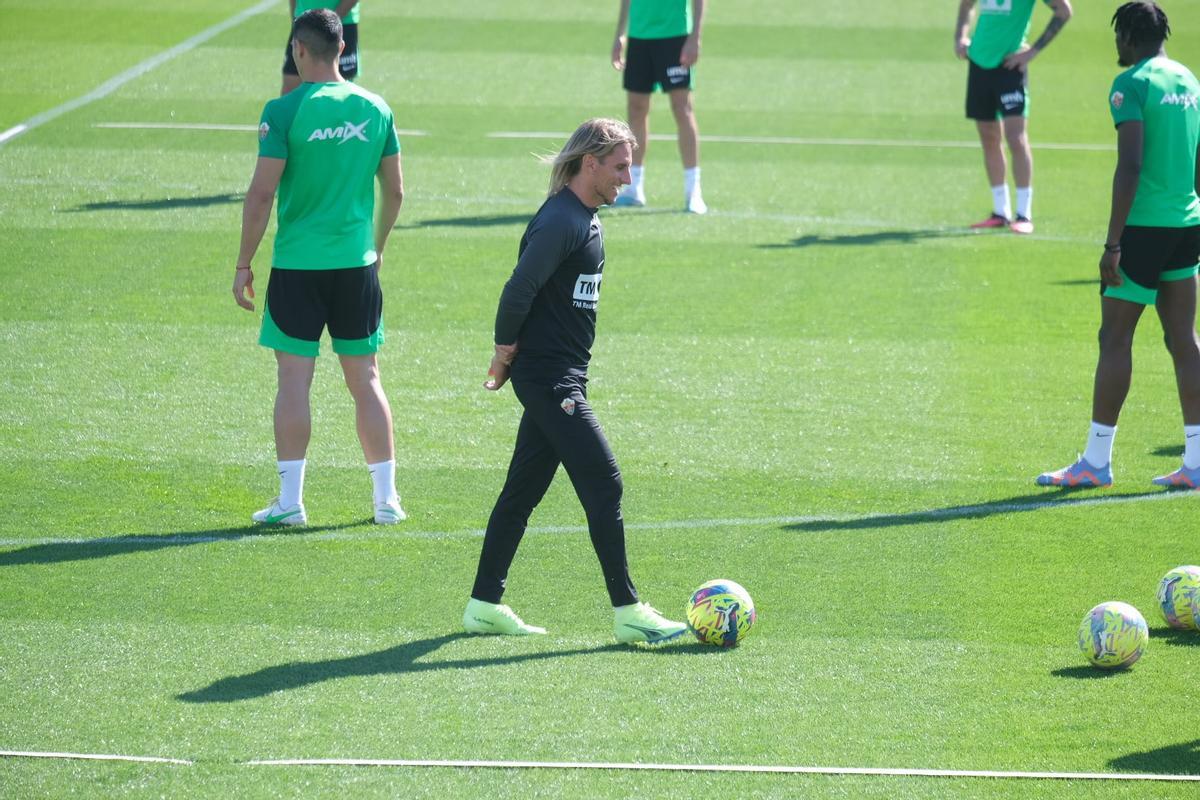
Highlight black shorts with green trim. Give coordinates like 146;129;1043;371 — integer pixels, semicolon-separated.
623;35;691;93
283;22;358;79
260;264;383;357
965;59;1028;120
1102;225;1200;305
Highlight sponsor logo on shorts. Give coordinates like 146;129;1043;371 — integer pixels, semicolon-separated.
259;122;270;141
1111;91;1124;110
1161;92;1199;111
560;397;576;415
666;65;689;84
1000;90;1024;110
572;271;602;310
306;119;370;144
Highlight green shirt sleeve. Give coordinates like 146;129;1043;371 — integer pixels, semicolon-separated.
1110;72;1145;128
382;110;399;157
258;100;289;159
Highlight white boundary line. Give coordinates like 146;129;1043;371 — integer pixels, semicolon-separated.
486;131;1114;152
0;750;192;766
0;490;1192;549
92;122;430;136
0;0;277;148
246;757;1200;782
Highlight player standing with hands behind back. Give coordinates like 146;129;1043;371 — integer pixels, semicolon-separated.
464;119;688;645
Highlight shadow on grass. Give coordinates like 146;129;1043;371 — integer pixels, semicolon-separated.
1050;665;1131;680
782;489;1165;533
177;633;631;702
1151;627;1200;647
1109;739;1200;775
0;522;361;567
758;229;969;249
1151;444;1184;458
410;213;529;229
67;193;243;212
1048;278;1098;286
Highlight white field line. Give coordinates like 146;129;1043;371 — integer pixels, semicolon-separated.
92;123;430;136
0;490;1192;549
486;131;1114;152
246;757;1200;782
0;0;278;148
0;750;192;765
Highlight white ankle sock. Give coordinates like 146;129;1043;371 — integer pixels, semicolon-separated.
277;459;306;509
630;165;644;193
1015;186;1032;220
369;459;398;505
1083;422;1116;468
991;185;1012;219
1184;425;1200;469
684;166;701;197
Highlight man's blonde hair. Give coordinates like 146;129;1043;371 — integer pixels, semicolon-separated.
547;118;636;196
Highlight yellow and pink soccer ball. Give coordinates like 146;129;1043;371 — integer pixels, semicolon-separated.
686;579;756;647
1077;601;1148;669
1156;565;1200;630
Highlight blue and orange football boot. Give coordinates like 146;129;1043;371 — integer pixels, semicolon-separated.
1151;464;1200;489
1035;456;1113;488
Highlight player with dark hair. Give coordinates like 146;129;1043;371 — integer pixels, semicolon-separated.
234;8;407;524
1037;1;1200;488
463;119;688;645
281;2;360;96
955;0;1072;234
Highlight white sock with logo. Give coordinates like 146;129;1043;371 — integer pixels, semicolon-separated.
369;459;398;506
1184;425;1200;469
1016;186;1033;220
685;166;701;198
277;459;306;509
630;165;644;193
991;185;1012;219
1083;422;1116;468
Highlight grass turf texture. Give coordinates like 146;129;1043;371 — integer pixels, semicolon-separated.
3;0;1200;797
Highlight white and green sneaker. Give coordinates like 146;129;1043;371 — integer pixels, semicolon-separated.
614;602;688;645
374;498;407;525
462;598;546;636
251;498;307;526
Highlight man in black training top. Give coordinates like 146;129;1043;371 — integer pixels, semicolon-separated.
463;118;688;645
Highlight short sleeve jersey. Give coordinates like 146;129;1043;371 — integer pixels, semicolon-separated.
493;190;606;380
1109;57;1200;228
295;1;359;24
257;81;399;269
967;0;1050;70
628;0;692;40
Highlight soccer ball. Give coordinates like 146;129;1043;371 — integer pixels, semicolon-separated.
686;579;756;647
1156;565;1200;629
1077;601;1148;669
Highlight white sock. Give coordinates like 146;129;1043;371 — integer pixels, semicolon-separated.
1083;422;1117;468
684;166;701;197
630;165;644;193
277;459;306;509
991;185;1012;219
369;459;398;506
1015;186;1033;220
1184;425;1200;469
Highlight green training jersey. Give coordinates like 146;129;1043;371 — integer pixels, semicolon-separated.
257;81;400;269
628;0;691;40
295;1;359;25
1109;56;1200;228
967;0;1049;70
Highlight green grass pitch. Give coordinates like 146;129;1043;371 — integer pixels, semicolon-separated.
2;1;1200;797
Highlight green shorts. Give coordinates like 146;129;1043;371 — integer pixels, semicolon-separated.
259;265;384;357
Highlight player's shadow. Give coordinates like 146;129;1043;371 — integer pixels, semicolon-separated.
67;193;243;212
758;229;967;249
0;523;356;567
411;213;530;228
1108;739;1200;775
176;633;632;703
783;489;1165;533
1048;278;1098;286
1151;445;1184;457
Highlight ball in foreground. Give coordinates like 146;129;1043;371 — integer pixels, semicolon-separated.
1156;565;1200;630
1077;601;1148;669
687;579;756;647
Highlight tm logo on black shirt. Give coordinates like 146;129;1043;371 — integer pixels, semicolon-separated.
573;272;602;310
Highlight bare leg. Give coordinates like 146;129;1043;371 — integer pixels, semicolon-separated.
1091;297;1146;426
626;92;651;167
1003;115;1032;189
1155;276;1200;425
274;352;316;461
975;119;1007;187
339;353;395;464
668;88;699;169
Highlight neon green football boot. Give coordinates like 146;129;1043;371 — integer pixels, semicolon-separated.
462;598;546;636
614;602;688;645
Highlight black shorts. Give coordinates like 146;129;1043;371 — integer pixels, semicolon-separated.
623;35;691;93
1102;225;1200;305
260;264;382;357
965;59;1027;120
282;22;359;79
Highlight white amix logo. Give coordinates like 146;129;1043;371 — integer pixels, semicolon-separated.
1000;90;1024;109
572;271;602;310
1161;93;1199;111
306;120;370;144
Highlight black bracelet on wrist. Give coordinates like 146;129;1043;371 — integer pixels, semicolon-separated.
1103;244;1121;253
